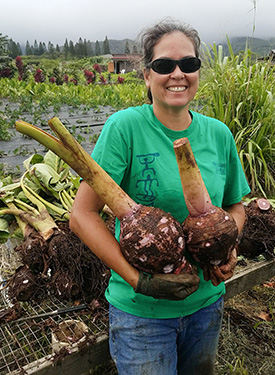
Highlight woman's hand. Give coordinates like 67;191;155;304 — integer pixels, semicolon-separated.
135;271;200;300
202;248;238;286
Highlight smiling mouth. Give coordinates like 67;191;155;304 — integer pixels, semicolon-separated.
167;86;187;92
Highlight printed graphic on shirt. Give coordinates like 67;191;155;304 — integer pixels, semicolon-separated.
212;161;226;175
135;153;160;205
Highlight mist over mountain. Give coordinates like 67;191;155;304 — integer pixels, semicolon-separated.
219;36;275;57
95;36;275;57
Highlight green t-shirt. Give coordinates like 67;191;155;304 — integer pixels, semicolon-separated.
92;104;251;318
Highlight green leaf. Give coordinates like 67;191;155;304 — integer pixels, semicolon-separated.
30;163;61;186
23;153;44;170
0;217;10;242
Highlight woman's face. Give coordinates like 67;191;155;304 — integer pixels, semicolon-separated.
144;31;199;113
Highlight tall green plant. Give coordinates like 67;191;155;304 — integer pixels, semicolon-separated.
197;40;275;197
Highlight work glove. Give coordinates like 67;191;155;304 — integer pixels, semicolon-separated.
202;248;238;286
134;271;200;301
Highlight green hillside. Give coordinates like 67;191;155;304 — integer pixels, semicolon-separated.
220;36;275;57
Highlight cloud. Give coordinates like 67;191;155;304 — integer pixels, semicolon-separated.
1;0;273;46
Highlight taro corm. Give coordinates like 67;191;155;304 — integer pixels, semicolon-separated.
16;118;190;275
173;137;238;266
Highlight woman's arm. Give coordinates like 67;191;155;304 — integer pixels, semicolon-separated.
223;201;246;236
203;201;246;286
69;181;140;289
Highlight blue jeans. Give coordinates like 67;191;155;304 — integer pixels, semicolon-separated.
109;297;224;375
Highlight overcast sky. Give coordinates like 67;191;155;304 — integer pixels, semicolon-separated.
1;0;274;46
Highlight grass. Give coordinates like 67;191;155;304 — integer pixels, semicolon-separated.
197;41;275;197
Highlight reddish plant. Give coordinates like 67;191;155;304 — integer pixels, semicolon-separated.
93;64;101;74
15;56;24;80
34;69;45;83
70;78;77;85
117;76;125;84
0;68;13;78
49;76;56;83
84;69;95;84
99;75;107;84
63;74;69;84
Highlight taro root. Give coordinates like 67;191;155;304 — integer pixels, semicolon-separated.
7;265;46;302
120;204;185;274
173;137;238;266
238;198;275;258
48;221;109;301
16;118;188;275
0;302;22;323
15;226;48;274
49;270;79;301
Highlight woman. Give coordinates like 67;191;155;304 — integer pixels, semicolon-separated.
70;19;251;375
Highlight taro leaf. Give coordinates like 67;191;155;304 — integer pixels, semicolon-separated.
0;218;10;243
30;164;61;187
44;150;67;173
44;150;72;182
0;181;21;194
11;226;24;239
23;153;44;170
0;175;14;187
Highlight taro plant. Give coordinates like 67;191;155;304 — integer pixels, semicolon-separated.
197;40;275;197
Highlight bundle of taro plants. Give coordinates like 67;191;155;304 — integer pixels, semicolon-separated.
15;117;196;279
0;151;110;304
238;198;275;259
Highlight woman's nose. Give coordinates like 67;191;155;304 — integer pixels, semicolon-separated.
170;64;185;78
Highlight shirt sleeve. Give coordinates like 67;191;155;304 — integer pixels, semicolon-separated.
91;115;129;186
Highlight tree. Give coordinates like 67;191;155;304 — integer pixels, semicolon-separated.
75;37;84;58
33;39;39;55
132;43;138;54
124;40;130;54
63;38;69;59
86;40;94;56
42;42;47;53
38;42;44;55
0;33;11;69
83;39;88;57
69;40;75;57
103;36;110;54
25;41;33;55
8;39;22;58
48;41;55;58
95;40;101;56
16;43;23;56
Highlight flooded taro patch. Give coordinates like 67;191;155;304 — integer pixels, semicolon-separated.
0;99;116;172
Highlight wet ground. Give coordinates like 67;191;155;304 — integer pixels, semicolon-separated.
0;101;116;172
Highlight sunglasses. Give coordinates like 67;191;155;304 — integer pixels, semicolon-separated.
147;57;201;74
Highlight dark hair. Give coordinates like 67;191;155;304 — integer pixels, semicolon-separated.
139;18;201;103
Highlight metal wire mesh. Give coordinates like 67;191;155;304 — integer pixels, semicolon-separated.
0;295;109;375
0;242;109;375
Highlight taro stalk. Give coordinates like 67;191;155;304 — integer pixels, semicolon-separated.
15;118;187;275
173;137;238;266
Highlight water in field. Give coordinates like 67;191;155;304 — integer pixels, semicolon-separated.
0;101;116;172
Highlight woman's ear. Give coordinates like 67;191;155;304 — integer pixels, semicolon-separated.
143;67;150;89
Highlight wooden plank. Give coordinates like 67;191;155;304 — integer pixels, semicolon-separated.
11;335;110;375
225;258;275;301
